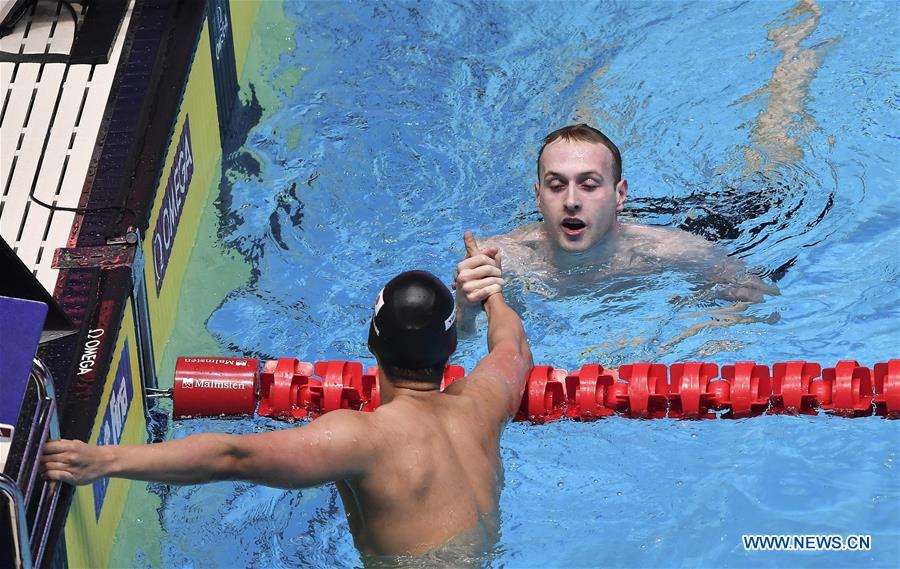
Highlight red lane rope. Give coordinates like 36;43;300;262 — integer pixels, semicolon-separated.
171;357;900;421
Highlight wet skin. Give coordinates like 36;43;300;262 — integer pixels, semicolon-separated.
40;343;531;558
42;237;532;560
454;139;778;332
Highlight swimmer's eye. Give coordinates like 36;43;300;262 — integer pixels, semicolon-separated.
547;184;566;192
581;183;599;191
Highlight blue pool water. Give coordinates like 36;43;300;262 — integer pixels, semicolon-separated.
155;1;898;567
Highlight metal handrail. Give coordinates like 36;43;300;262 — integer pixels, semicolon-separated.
10;358;62;569
0;472;34;569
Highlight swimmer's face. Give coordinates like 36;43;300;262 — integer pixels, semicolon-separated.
535;139;628;253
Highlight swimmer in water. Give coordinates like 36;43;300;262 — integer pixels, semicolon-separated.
455;123;778;331
42;245;532;564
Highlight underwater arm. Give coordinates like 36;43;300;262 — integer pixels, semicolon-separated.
663;228;779;302
447;233;533;418
701;252;780;303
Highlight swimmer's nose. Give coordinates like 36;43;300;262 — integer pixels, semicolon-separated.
563;185;581;211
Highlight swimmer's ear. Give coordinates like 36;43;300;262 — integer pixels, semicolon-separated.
615;179;628;212
534;182;542;209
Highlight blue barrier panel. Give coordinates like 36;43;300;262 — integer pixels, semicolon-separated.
0;295;47;428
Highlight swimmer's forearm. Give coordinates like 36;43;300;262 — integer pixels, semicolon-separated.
713;273;779;303
703;255;779;302
42;436;240;486
484;293;529;357
483;293;532;415
108;434;241;485
455;299;480;335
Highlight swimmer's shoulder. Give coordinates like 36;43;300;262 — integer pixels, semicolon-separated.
479;222;541;245
619;222;715;258
499;221;542;240
480;223;544;273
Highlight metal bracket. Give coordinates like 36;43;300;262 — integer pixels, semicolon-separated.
52;244;136;269
52;228;139;269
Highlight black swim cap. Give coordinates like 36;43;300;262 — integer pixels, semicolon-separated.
368;271;457;369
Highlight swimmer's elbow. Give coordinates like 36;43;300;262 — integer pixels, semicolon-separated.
216;436;254;481
518;339;533;372
493;335;531;365
722;278;780;302
494;340;533;387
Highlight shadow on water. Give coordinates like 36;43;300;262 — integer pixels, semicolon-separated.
627;168;835;282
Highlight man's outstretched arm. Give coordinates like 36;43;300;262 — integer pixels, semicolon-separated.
42;409;374;489
446;232;533;419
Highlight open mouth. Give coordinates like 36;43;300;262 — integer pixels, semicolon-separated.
561;218;586;236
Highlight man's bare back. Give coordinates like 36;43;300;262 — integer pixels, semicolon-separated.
333;386;504;555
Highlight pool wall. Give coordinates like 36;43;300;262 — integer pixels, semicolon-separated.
38;1;263;566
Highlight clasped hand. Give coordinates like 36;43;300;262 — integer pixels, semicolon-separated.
453;231;504;307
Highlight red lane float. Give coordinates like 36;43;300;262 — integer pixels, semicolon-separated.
170;357;900;421
173;357;258;418
515;366;565;423
821;360;873;417
668;362;719;419
258;358;314;420
362;366;381;412
874;360;900;418
441;365;466;391
770;361;821;415
311;361;365;417
613;363;668;418
564;365;616;420
717;362;771;418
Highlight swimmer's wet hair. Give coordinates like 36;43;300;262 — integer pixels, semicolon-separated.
537;123;623;183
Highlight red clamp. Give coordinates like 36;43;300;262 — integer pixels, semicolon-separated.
564;365;616;420
311;361;365;415
173;357;259;419
361;366;381;412
515;366;565;423
874;359;900;417
258;358;314;420
668;362;719;419
821;360;873;416
770;361;821;414
614;363;668;418
716;362;772;418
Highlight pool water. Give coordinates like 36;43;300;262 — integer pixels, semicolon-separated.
145;0;899;567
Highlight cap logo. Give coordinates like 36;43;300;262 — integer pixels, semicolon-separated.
372;288;385;336
374;288;385;315
444;305;457;331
